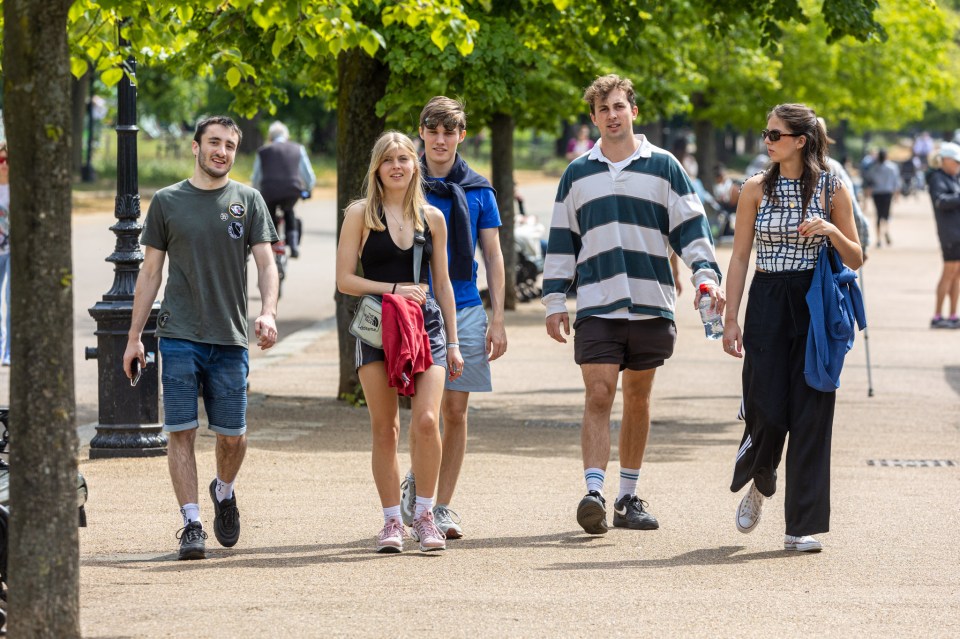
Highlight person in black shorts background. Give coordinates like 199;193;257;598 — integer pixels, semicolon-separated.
927;142;960;329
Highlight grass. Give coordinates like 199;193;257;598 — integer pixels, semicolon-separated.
79;132;563;192
78;136;339;192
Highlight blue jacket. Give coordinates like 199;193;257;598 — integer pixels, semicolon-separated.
804;245;866;392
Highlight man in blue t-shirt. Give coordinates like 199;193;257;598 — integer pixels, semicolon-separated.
400;96;507;539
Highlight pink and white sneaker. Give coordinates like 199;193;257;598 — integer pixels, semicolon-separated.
410;510;446;552
376;517;406;554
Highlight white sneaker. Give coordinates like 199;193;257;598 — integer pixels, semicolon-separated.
784;535;823;552
410;510;446;552
735;483;765;534
433;505;463;539
400;471;415;526
376;518;406;554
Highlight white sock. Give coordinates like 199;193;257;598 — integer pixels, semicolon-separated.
180;503;200;526
215;477;235;502
584;467;605;495
383;505;402;524
618;467;640;500
414;495;434;519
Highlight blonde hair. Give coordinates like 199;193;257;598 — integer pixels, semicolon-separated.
350;131;426;233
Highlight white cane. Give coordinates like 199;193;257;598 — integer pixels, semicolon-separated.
859;265;875;397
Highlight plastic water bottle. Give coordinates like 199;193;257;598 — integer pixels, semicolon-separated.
698;283;723;340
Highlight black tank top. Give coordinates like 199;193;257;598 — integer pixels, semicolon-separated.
360;209;432;284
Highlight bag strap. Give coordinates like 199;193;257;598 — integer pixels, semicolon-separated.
412;207;427;285
822;172;833;223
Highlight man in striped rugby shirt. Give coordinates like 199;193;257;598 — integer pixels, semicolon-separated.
542;74;724;535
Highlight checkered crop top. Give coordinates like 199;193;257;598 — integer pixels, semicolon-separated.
754;172;839;272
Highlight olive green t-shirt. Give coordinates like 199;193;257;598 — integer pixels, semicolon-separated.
141;179;278;347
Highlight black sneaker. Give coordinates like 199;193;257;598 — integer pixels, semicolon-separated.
613;494;659;530
576;491;608;535
209;479;241;547
177;521;207;560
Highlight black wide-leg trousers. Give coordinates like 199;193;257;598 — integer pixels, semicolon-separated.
730;270;835;536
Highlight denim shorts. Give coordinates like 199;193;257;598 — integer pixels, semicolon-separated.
159;337;249;436
355;296;446;370
445;305;492;392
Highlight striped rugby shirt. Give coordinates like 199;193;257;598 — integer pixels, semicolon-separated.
542;136;722;322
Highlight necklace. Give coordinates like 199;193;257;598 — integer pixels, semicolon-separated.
383;206;404;230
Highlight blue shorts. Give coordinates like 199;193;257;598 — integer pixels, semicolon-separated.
445;305;492;393
159;338;249;436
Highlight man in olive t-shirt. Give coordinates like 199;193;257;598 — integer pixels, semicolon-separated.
123;116;279;560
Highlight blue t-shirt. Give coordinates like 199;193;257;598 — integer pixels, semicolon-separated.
426;178;502;309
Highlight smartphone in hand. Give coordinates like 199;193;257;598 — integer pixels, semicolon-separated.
130;358;142;387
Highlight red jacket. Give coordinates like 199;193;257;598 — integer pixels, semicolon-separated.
381;294;433;396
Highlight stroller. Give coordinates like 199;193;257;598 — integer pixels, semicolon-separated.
0;408;88;632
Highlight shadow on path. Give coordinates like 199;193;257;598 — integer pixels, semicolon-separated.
541;545;809;571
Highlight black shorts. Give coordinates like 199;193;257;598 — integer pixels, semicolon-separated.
573;316;676;371
873;193;893;221
354;296;447;370
941;241;960;262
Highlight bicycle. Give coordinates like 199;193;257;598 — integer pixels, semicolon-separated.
270;190;308;299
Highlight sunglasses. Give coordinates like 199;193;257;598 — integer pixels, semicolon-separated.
761;129;802;142
0;157;6;164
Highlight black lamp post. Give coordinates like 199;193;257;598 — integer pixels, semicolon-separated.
85;29;165;459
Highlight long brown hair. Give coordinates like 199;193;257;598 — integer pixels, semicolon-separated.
761;103;829;217
350;131;426;233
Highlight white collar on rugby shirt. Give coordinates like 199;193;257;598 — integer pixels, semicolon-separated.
588;134;653;166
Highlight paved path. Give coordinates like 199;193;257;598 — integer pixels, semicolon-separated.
14;185;960;637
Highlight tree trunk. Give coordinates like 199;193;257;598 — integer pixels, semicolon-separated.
335;49;389;399
2;0;80;636
835;119;850;161
693;118;715;185
490;113;516;311
637;120;665;148
236;114;263;154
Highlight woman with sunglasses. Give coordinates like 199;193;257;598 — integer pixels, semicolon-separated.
721;104;862;552
0;143;10;366
336;131;463;553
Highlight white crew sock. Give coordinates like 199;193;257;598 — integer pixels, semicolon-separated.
383;505;402;524
584;467;605;495
618;467;640;500
215;477;235;502
414;495;434;520
180;503;201;526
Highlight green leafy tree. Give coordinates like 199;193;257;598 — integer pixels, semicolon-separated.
778;0;958;131
683;0;947;174
1;0;893;405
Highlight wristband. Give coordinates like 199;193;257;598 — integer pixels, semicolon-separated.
391;284;397;294
446;342;460;349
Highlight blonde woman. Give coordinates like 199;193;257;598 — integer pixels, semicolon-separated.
336;131;463;553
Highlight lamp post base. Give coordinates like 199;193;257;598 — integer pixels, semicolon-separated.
89;425;166;459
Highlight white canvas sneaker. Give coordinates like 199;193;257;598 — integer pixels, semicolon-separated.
736;483;765;534
784;535;823;552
